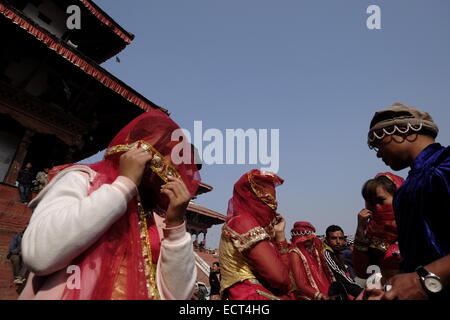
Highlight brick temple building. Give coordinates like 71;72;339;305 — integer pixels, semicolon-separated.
0;0;225;299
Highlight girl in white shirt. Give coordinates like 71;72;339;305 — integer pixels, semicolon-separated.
19;109;200;300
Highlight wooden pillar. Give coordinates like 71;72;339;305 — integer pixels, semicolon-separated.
4;129;34;185
202;230;207;247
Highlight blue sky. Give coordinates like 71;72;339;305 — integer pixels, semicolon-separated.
86;0;450;248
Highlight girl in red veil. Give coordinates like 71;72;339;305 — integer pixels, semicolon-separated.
19;109;200;300
289;221;335;300
353;172;404;281
219;170;293;300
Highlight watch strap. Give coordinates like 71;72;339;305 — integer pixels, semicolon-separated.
415;266;430;279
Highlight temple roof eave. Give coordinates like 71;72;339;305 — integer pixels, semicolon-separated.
81;0;135;44
187;202;226;222
0;2;167;115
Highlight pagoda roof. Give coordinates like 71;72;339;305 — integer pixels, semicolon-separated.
197;182;213;195
0;2;165;114
80;0;135;45
187;202;226;222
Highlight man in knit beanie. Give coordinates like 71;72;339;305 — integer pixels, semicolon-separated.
366;102;449;300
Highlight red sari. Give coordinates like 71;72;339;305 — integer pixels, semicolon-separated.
219;170;293;300
289;222;334;300
48;109;200;300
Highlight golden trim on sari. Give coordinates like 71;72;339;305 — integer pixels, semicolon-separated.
247;171;280;210
219;233;257;292
256;289;282;300
290;247;336;287
137;202;160;300
105;140;181;183
290;247;320;292
222;224;271;253
111;255;128;300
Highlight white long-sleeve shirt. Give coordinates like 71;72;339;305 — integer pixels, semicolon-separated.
19;165;196;300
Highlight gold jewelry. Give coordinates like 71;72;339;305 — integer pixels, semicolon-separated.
369;237;389;252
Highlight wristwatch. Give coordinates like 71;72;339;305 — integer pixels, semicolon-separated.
415;266;443;295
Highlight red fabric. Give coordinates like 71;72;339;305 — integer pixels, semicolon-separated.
290;228;334;300
50;109;200;299
0;3;155;112
382;243;401;271
353;172;404;279
366;204;398;244
227;279;292;300
148;220;161;265
352;249;371;279
226;170;283;232
290;253;324;300
226;239;293;300
225;170;292;300
375;172;404;189
292;221;315;232
246;240;291;294
273;240;291;267
290;221;316;242
366;172;403;245
353;243;402;279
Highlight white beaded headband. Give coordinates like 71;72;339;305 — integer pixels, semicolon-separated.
291;230;315;237
367;122;423;147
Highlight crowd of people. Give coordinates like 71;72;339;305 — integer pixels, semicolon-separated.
218;103;449;301
9;102;449;300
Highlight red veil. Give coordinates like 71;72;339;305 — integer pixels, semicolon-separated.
366;172;404;245
221;170;292;300
290;222;334;298
353;172;404;278
51;109;200;299
226;169;284;233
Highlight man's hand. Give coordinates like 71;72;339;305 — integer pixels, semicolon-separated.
357;288;384;300
161;176;192;228
381;272;429;300
119;145;153;186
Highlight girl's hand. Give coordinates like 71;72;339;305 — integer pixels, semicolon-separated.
161;176;192;228
119;145;153;186
274;214;286;242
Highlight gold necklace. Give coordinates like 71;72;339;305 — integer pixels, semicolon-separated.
137;201;160;300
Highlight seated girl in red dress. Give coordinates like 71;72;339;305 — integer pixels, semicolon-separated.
289;221;335;300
